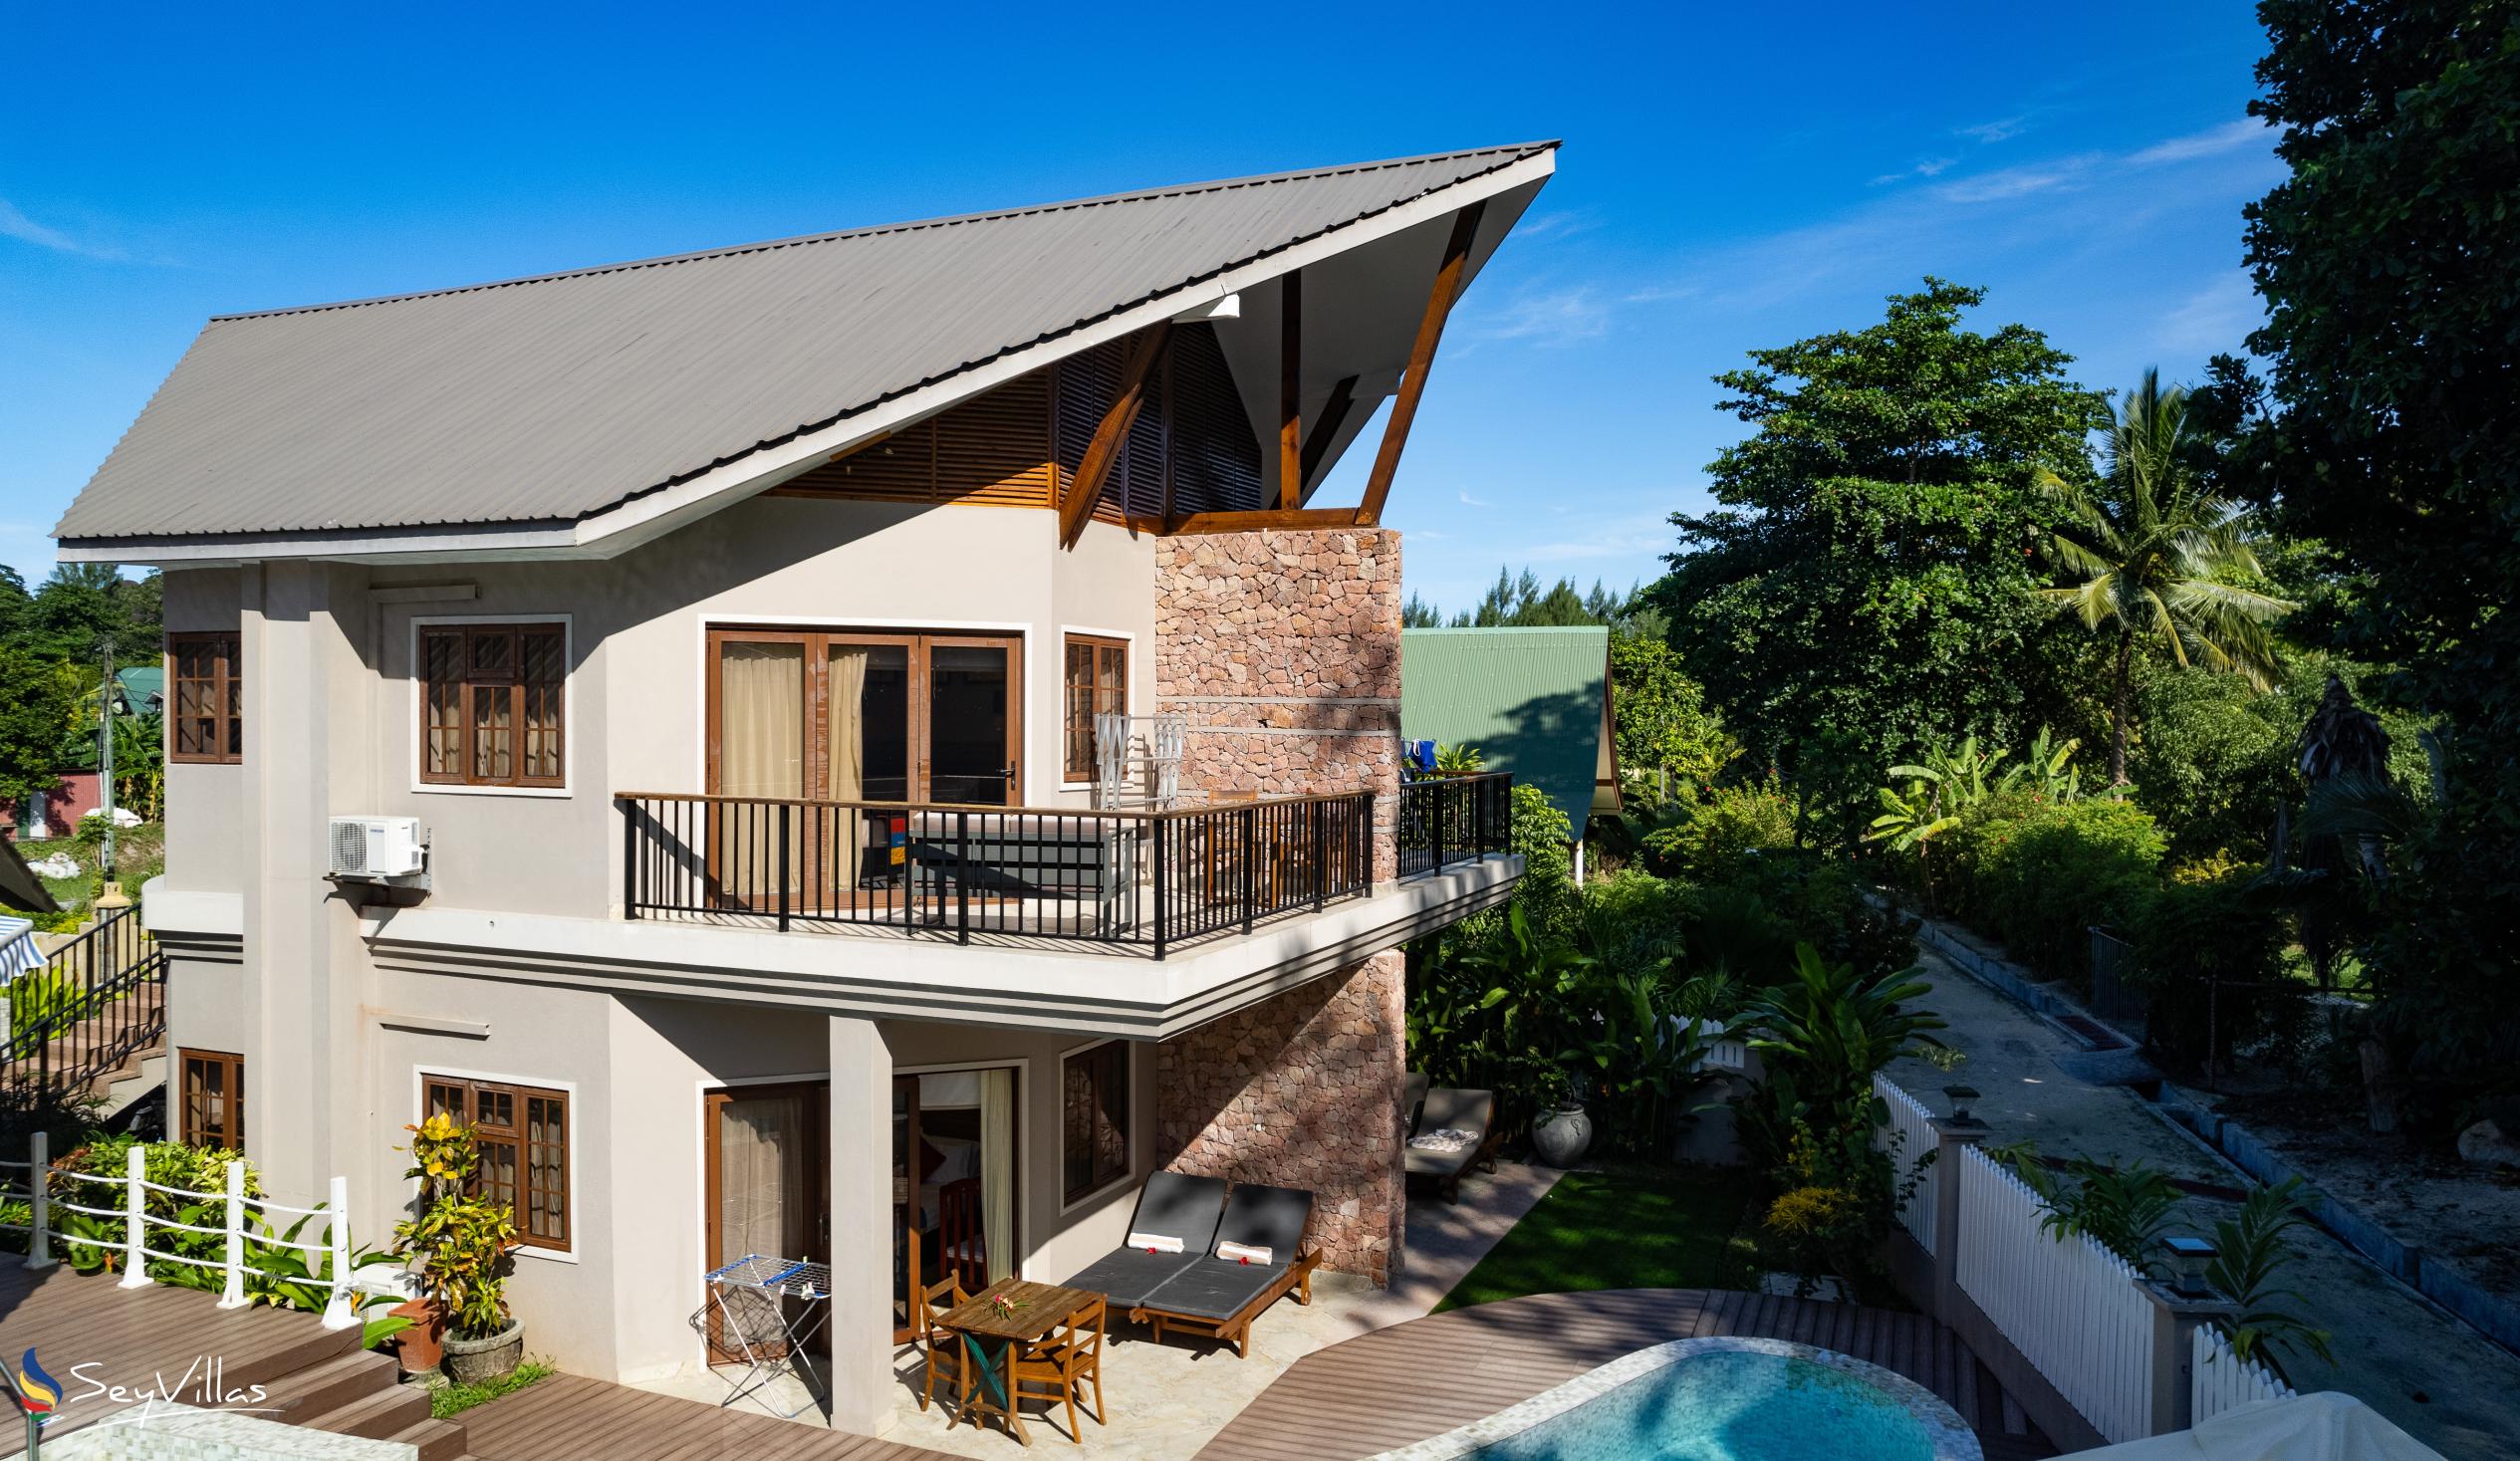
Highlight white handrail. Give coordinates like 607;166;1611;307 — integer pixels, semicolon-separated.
15;1136;360;1324
118;1144;148;1289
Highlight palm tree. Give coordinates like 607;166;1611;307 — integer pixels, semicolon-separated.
2041;368;2295;783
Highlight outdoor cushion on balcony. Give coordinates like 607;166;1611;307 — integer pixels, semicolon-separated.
1403;1089;1493;1180
1134;1184;1314;1322
1057;1171;1229;1308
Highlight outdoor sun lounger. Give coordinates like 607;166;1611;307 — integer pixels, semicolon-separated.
1404;1087;1498;1203
1402;1070;1429;1129
1131;1182;1320;1357
1056;1171;1229;1310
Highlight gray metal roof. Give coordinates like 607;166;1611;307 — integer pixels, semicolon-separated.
55;142;1557;545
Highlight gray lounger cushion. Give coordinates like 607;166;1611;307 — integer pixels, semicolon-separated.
1403;1088;1493;1180
1402;1071;1430;1132
1138;1183;1314;1321
1058;1170;1228;1309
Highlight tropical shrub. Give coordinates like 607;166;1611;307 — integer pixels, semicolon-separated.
2003;1149;2183;1279
1407;902;1739;1158
2129;866;2291;1078
1641;775;1797;879
394;1112;520;1340
1704;849;1915;982
2207;1177;2335;1375
1942;795;2165;982
1744;945;1945;1122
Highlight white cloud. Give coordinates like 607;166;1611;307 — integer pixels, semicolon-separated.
1475;285;1610;346
0;198;122;259
1931;157;2098;204
1872;156;1960;186
2128;119;2271;166
1456;490;1489;509
1958;117;2028;144
1512;210;1599;242
2156;275;2265;354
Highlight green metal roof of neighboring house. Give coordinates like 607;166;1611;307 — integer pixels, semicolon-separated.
117;665;163;713
1402;626;1620;834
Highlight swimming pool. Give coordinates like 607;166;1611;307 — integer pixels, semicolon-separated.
1364;1337;1983;1461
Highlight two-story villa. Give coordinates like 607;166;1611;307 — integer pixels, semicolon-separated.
50;142;1551;1432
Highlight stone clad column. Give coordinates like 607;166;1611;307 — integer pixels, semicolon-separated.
1150;528;1407;1283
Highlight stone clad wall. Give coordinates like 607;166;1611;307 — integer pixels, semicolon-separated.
1153;950;1406;1283
1150;527;1407;1283
1151;527;1402;881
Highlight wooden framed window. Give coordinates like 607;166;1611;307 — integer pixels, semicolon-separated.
167;633;243;764
178;1049;245;1150
423;1074;572;1251
419;622;567;789
1061;1041;1130;1202
1062;634;1128;782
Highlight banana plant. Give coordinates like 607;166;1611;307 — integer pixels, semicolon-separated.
1743;944;1945;1117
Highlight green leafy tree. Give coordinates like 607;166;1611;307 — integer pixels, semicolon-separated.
2243;0;2520;1120
2040;369;2294;784
18;564;161;663
1607;632;1737;801
1660;280;2105;832
0;644;83;807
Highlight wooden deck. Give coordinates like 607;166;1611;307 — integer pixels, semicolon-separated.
1193;1288;2060;1461
460;1373;953;1461
0;1253;465;1455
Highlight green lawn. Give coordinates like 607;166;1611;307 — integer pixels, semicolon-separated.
1432;1165;1759;1313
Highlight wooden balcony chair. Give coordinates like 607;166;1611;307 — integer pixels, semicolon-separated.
936;1177;988;1295
912;1273;970;1414
1011;1293;1107;1443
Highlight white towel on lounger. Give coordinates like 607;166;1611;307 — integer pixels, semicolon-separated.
1408;1127;1480;1155
1215;1240;1273;1266
1126;1232;1183;1254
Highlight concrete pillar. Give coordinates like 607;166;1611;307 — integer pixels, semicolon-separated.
827;1016;894;1436
1928;1113;1989;1321
240;562;374;1200
2142;1283;2242;1436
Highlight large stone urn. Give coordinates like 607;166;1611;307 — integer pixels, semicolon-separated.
442;1318;524;1386
1532;1103;1594;1167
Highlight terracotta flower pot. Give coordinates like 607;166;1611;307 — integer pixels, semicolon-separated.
442;1319;525;1386
388;1298;444;1375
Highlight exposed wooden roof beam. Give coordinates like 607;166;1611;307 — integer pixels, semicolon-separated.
1353;202;1484;528
1057;323;1173;549
1279;272;1303;510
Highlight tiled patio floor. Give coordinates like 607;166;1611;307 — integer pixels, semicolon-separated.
625;1162;1564;1458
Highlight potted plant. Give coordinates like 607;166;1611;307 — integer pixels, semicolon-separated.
1530;1074;1594;1168
394;1111;523;1384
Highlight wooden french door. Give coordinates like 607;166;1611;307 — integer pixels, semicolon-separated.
892;1074;921;1343
707;628;1021;806
702;1081;831;1361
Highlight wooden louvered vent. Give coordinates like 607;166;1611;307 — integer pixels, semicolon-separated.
775;324;1261;520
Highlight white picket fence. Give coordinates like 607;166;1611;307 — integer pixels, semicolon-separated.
1685;1017;1751;1075
2191;1325;2293;1422
1956;1144;2158;1444
0;1133;358;1329
1873;1073;1940;1255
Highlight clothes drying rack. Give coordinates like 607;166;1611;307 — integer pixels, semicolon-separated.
690;1253;835;1418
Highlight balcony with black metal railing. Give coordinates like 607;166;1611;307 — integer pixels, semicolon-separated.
613;771;1512;960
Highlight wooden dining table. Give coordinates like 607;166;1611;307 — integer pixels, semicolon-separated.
932;1279;1100;1445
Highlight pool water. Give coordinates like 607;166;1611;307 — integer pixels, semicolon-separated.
1467;1349;1936;1461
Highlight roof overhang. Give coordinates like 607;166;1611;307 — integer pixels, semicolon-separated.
59;148;1554;569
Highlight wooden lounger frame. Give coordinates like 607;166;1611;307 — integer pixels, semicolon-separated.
1129;1248;1322;1358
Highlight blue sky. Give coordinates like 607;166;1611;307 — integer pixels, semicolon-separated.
1;4;2281;612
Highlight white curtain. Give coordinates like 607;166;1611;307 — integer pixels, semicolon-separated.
979;1068;1016;1284
718;1095;808;1264
828;646;867;889
719;643;804;895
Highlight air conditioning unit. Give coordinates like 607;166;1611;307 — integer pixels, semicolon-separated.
329;816;427;880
